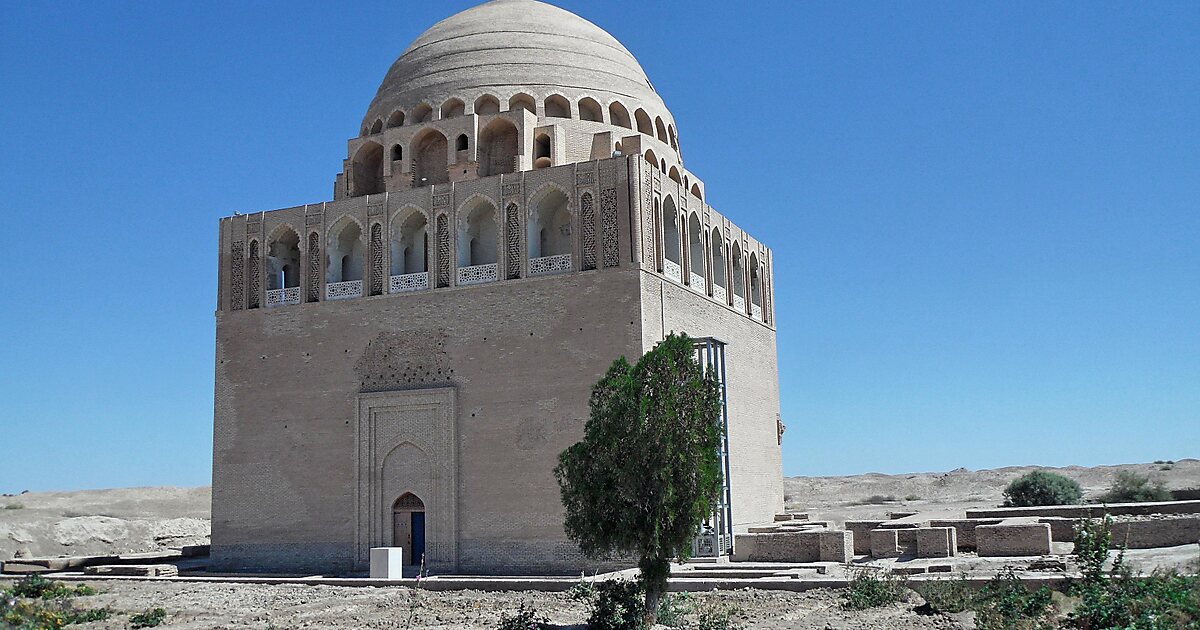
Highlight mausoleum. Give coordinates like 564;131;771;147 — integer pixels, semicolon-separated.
211;0;783;574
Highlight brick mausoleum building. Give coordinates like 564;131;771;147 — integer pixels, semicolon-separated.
212;0;783;575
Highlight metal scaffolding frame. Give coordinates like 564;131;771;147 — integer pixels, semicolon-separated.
692;336;733;557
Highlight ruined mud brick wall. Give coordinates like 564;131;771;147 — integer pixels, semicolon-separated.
975;522;1052;557
733;531;850;563
915;527;957;558
966;500;1200;520
928;519;1004;551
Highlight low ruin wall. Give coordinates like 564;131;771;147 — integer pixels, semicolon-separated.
965;500;1200;520
733;531;851;563
976;523;1052;557
928;519;1004;550
916;527;957;558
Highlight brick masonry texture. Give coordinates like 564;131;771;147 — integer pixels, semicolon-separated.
975;523;1052;557
965;500;1200;519
214;163;782;574
869;530;900;558
915;527;957;558
928;519;1005;551
732;531;850;563
845;521;884;555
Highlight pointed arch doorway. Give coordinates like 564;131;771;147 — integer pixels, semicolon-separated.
392;493;426;566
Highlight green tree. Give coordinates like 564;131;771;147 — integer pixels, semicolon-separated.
1002;470;1083;507
555;333;724;627
1099;471;1171;503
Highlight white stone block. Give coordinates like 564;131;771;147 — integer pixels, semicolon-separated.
370;547;404;579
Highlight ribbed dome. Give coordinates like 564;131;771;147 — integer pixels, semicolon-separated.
361;0;674;134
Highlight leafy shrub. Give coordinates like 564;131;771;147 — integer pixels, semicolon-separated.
655;592;694;628
1002;471;1082;507
851;494;898;505
496;603;548;630
1099;471;1171;503
130;606;168;628
1;584;110;630
695;599;744;630
912;575;975;614
973;568;1053;629
1069;517;1200;628
8;574;92;599
841;569;907;609
586;580;646;630
3;503;23;510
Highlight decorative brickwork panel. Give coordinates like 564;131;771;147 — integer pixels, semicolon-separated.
505;203;521;279
436;214;450;288
369;223;384;296
502;183;522;197
762;262;772;324
580;193;596;271
642;164;654;264
576;171;595;186
601;189;619;268
230;241;245;311
306;232;321;302
247;240;261;309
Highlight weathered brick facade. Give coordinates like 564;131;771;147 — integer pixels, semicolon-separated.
211;1;783;575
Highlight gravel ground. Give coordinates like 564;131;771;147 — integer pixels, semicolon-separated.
16;579;972;630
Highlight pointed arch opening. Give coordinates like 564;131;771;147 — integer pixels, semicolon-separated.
412;130;448;187
457;198;499;284
634;108;653;136
668;165;682;186
266;228;301;306
711;228;727;302
690;183;703;201
732;243;746;312
509;93;535;113
534;133;552;169
387;110;405;128
474;94;500;115
655;117;668;143
411;103;433;124
390;210;429;292
370;119;383;135
455;134;469;151
350;142;384;197
544;94;570;118
578;97;603;122
479;118;518;177
662;196;681;282
326;217;364;300
528;187;572;274
687;212;704;288
391;492;426;566
391;144;403;162
609;101;632;129
644;149;659;171
750;252;764;320
440;98;465;119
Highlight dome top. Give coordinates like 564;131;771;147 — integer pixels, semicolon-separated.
362;0;673;132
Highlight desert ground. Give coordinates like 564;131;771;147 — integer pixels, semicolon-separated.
2;460;1197;629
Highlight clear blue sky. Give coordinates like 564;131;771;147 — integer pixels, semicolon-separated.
1;1;1197;493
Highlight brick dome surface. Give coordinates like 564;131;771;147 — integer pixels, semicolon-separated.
361;0;675;133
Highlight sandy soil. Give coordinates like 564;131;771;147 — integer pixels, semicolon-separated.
0;487;209;560
1;579;969;630
785;459;1200;527
3;462;1198;629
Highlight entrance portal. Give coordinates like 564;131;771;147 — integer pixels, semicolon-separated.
392;493;426;565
